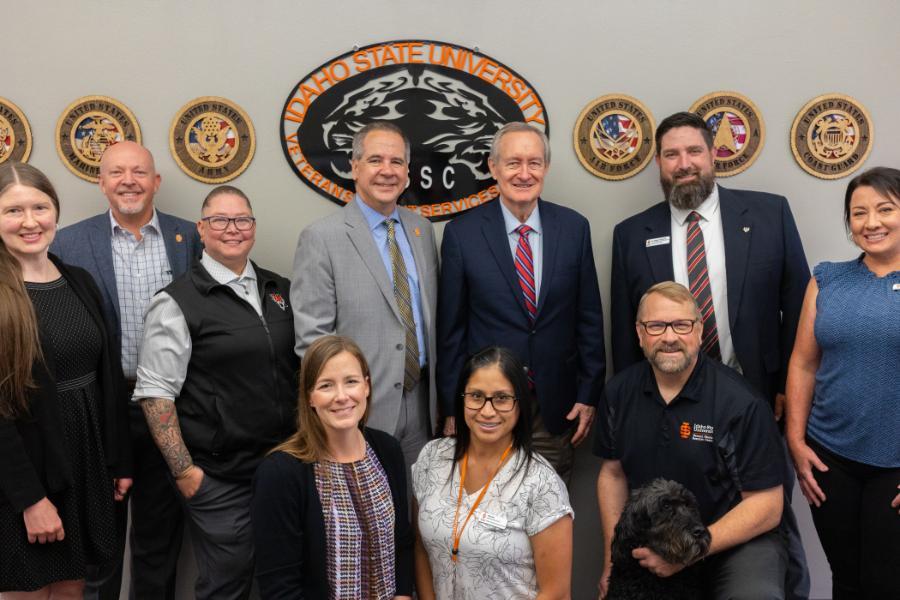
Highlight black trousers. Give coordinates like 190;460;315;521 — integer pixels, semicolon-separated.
85;405;185;600
807;437;900;600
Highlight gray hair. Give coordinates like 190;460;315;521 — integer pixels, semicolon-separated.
351;121;411;163
489;122;550;165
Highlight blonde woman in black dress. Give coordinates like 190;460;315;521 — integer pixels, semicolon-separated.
0;163;131;598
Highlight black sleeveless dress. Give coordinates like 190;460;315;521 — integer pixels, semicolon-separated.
0;277;116;591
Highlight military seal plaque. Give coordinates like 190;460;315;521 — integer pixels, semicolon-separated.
55;96;141;182
573;94;655;181
170;96;255;183
790;93;873;180
280;40;548;221
0;97;33;164
689;92;764;177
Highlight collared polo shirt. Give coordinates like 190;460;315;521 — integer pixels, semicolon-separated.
594;354;783;524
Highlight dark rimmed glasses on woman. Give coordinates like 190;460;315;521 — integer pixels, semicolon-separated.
201;216;256;231
462;392;517;412
639;319;698;336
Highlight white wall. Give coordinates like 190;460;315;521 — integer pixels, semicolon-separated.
10;1;899;597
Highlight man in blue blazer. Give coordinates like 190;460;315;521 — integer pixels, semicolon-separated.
438;122;605;481
51;141;201;600
609;112;810;599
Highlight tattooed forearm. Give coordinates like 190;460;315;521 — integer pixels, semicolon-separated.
140;398;194;477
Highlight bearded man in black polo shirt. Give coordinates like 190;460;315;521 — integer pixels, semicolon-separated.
595;282;787;600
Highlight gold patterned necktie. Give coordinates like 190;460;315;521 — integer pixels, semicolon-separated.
385;219;420;391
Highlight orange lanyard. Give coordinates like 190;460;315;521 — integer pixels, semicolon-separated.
451;443;513;562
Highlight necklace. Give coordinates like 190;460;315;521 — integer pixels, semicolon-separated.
450;443;513;562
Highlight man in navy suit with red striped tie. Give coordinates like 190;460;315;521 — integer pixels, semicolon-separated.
609;111;810;599
437;122;606;482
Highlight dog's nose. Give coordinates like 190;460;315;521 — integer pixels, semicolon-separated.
692;527;707;538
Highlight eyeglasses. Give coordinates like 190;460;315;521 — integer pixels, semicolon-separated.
639;319;698;336
201;216;256;231
462;392;517;412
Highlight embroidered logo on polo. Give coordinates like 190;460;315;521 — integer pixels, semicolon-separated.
55;96;141;182
0;97;33;164
573;94;655;181
269;293;287;311
679;422;692;439
280;40;548;221
689;92;765;177
790;93;873;180
170;96;256;184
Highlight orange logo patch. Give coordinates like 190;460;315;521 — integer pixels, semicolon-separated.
679;422;691;439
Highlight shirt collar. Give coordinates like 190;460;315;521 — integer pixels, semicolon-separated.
499;200;542;236
108;207;161;236
642;353;707;404
355;195;401;232
671;184;720;226
200;251;257;286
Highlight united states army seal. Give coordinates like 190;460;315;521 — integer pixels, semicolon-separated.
790;94;873;180
689;92;764;177
170;96;255;183
0;97;32;164
573;94;655;181
56;96;141;182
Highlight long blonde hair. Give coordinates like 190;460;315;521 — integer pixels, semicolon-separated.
271;335;371;462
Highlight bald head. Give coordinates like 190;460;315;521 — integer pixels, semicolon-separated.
98;141;160;225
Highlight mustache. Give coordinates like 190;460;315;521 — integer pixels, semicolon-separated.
672;168;700;181
653;341;685;354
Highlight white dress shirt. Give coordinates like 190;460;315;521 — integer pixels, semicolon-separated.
132;252;260;402
670;185;741;372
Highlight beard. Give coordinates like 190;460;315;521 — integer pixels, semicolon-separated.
645;341;695;374
661;168;715;210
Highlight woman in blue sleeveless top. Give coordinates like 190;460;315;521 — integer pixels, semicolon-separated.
786;166;900;600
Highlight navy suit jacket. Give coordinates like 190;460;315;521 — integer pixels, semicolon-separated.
437;199;606;434
610;187;809;403
50;210;202;351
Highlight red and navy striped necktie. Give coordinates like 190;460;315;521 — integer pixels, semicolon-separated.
515;224;537;323
686;211;722;360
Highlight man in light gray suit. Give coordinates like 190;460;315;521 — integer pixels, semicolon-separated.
291;121;438;469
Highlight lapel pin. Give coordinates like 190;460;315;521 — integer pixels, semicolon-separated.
414;227;421;237
742;227;750;233
175;233;183;242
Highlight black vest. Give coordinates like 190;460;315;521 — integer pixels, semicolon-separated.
165;260;298;481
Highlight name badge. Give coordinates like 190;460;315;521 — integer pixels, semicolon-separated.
893;283;900;291
477;511;508;530
645;236;670;247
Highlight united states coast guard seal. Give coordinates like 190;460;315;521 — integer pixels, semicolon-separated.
689;92;765;177
56;96;141;182
0;97;33;164
573;94;655;181
170;96;255;183
790;93;873;180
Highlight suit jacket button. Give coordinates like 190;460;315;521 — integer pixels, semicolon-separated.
396;343;404;350
394;382;402;389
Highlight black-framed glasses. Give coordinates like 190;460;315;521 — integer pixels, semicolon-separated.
462;392;517;412
201;216;256;231
639;319;698;336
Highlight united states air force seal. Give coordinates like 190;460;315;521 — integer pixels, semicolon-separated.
791;94;873;180
573;94;655;181
170;96;255;184
689;92;765;177
0;97;33;164
56;96;141;182
280;40;548;221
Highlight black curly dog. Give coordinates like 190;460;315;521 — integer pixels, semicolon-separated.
606;479;711;600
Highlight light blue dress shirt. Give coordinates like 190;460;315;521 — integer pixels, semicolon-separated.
356;197;426;366
499;201;543;300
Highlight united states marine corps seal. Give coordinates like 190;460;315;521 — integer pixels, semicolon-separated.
55;96;141;182
573;94;655;181
791;94;873;180
170;96;255;183
689;92;764;177
0;97;33;164
280;40;548;221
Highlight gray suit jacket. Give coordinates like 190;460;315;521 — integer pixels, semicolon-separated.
291;200;439;435
50;210;202;347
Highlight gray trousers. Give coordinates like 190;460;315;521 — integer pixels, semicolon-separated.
394;375;431;493
706;529;788;600
181;473;254;600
